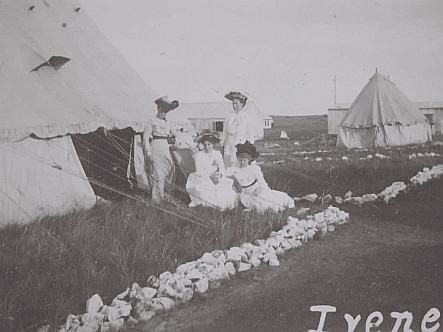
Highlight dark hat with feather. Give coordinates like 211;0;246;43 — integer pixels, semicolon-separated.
155;96;179;112
224;91;248;103
196;134;220;145
235;141;259;161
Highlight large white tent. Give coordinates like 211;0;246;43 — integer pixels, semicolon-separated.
337;71;432;149
0;0;157;224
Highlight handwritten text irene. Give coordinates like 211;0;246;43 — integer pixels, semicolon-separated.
309;305;440;332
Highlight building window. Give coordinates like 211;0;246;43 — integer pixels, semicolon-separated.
214;121;224;132
424;114;435;126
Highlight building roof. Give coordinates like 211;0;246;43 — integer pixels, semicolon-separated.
414;102;443;109
167;101;265;122
328;103;352;110
329;102;443;111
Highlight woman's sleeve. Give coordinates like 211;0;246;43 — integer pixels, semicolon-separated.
254;165;269;189
214;151;226;173
142;119;153;154
193;152;203;174
220;115;229;145
246;115;255;143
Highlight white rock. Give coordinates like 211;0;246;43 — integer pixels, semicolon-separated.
304;193;318;203
137;310;156;322
141;287;157;301
81;313;103;332
186;269;204;280
296;207;310;216
109;300;131;318
361;194;378;203
150;297;175;311
341;156;349;160
65;314;82;331
307;228;316;239
269;256;280;266
291;240;302;249
335;196;343;204
103;306;121;321
101;318;125;331
275;247;285;256
327;225;335;232
176;261;197;275
226;247;248;262
198;252;215;265
197;262;214;274
86;294;103;314
159;271;173;284
207;266;228;282
225;262;236;276
157;284;176;298
194;277;209;293
237;262;252;272
177;288;193;302
249;255;261;267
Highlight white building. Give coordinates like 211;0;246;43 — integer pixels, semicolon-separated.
167;101;272;140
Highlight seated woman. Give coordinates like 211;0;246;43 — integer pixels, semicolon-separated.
226;141;295;213
185;134;238;210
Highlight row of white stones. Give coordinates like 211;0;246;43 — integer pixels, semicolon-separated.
55;206;350;332
51;164;443;332
261;151;441;163
295;164;443;205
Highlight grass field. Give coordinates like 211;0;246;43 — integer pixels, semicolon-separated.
1;115;443;331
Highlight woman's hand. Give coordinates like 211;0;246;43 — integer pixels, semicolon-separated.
252;187;263;196
209;172;222;184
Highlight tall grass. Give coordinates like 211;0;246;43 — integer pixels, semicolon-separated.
1;142;443;331
0;199;293;331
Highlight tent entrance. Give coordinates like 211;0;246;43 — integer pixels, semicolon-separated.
72;128;134;200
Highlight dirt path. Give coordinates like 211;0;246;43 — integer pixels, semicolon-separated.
131;183;443;332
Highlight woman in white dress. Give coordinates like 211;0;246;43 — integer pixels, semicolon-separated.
220;91;255;167
226;141;295;213
143;96;179;204
186;134;238;210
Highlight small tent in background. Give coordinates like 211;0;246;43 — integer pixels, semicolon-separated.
337;71;432;149
280;130;289;139
0;0;157;225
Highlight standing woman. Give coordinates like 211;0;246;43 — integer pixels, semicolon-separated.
143;96;179;204
220;91;255;167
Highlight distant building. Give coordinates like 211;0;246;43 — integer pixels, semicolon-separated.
263;115;274;129
167;101;272;140
328;102;443;136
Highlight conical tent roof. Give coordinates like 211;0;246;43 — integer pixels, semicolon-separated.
340;71;428;129
0;0;157;143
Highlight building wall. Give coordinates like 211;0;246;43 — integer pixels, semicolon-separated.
189;113;265;140
421;108;443;135
263;118;273;129
328;107;443;136
328;109;349;135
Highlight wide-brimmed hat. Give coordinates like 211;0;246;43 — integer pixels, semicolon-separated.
155;96;179;112
224;91;248;103
235;141;259;161
196;134;220;145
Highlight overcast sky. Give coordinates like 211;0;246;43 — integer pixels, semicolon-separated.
79;0;443;115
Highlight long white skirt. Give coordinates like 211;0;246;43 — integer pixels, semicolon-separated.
186;174;238;210
240;183;295;213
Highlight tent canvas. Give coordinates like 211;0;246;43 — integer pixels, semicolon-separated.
336;71;432;149
0;0;157;225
